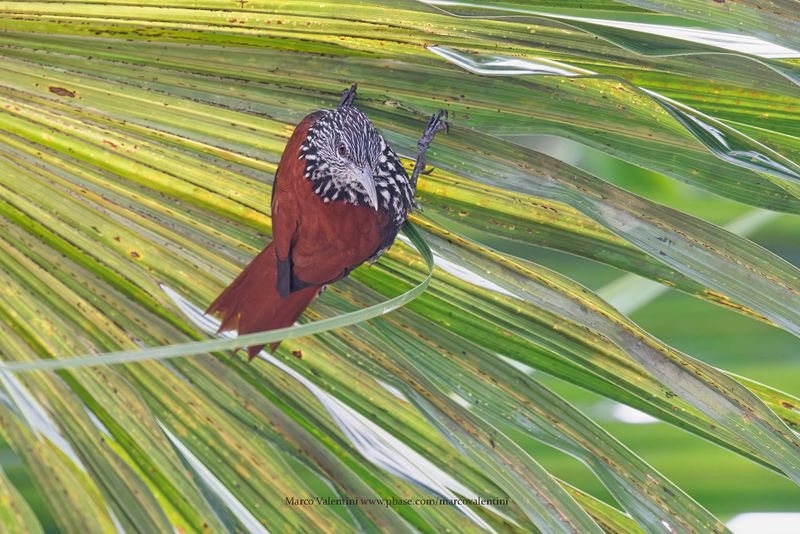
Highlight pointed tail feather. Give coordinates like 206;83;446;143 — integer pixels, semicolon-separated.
206;244;320;359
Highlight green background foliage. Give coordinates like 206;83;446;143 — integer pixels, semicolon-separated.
0;1;798;532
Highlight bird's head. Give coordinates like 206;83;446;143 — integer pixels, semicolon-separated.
300;106;414;220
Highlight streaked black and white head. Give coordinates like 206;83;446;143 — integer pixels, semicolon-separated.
300;106;414;224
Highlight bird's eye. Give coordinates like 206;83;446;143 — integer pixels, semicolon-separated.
337;143;349;157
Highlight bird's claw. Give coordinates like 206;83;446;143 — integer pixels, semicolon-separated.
411;109;448;188
423;109;449;139
339;84;357;108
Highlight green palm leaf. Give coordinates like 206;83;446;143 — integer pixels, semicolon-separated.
1;1;799;532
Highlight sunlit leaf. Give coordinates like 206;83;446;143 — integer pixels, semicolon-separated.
0;1;797;532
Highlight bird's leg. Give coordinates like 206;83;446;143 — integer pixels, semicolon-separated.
339;84;358;108
410;110;448;188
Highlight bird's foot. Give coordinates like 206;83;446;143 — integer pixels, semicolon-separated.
411;109;448;187
339;84;357;108
420;166;436;175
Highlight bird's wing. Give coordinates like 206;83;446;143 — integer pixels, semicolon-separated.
271;192;299;299
270;111;324;298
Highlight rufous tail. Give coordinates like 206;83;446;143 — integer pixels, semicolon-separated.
206;243;320;359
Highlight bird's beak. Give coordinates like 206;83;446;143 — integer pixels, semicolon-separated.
355;167;379;211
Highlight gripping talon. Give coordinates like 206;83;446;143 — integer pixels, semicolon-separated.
411;109;448;188
339;84;357;108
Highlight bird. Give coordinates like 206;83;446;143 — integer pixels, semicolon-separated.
206;85;448;359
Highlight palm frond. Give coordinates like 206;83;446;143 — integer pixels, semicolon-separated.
1;1;799;532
